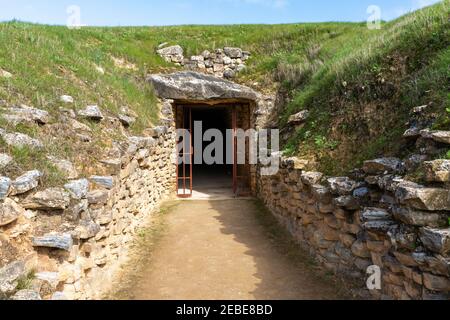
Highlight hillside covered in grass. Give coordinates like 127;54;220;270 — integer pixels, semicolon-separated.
279;1;449;175
0;0;448;185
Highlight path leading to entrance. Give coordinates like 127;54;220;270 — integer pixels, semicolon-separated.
115;199;346;300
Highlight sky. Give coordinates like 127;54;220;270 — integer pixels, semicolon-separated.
0;0;442;26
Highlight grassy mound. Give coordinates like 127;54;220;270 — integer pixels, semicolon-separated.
280;1;449;174
0;1;448;183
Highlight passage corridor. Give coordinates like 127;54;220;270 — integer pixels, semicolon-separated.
115;200;346;300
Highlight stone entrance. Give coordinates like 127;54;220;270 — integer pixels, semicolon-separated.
174;103;252;199
148;71;264;199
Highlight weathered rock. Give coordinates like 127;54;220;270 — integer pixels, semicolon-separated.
419;228;450;255
301;171;323;186
32;233;73;251
77;105;104;121
333;196;359;210
23;188;71;210
87;190;109;205
405;154;428;172
423;273;450;292
90;176;114;189
4;105;50;125
360;207;392;222
190;55;204;62
340;234;356;248
148;71;259;102
59;107;76;119
353;187;370;199
67;199;88;220
146;126;168;138
311;185;333;204
288;110;310;125
0;261;25;294
422;290;449;300
393;252;418;267
223;69;236;79
35;272;60;289
95;211;113;225
201;50;211;58
47;156;78;179
10;170;42;195
0;176;11;200
1;132;43;149
64;179;90;200
0;198;25;227
60;95;74;104
422;255;450;278
327;177;358;196
118;114;136;127
74;220;101;240
388;225;417;250
51;292;68;300
236;64;246;72
0;153;13;169
224;47;243;58
11;290;42;300
282;157;309;170
157;45;184;59
396;184;450;211
403;127;421;139
421;129;450;145
363;158;404;174
364;220;396;233
128;136;156;149
392;206;448;228
137;147;151;160
0;69;12;78
100;159;122;175
423;160;450;182
70;118;91;132
351;240;371;258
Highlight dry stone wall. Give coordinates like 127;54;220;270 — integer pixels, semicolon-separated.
157;45;250;79
256;155;450;300
0;101;176;300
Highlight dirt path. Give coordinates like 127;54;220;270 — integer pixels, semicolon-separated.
114;199;346;300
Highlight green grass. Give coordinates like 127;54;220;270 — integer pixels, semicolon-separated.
0;1;448;180
15;270;36;291
280;1;449;174
9;144;67;187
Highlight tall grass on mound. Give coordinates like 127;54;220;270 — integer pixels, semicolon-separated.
282;1;449;175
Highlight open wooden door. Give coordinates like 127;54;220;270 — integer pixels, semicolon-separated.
232;105;252;197
176;106;193;198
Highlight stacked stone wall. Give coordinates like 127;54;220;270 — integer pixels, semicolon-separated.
256;157;450;300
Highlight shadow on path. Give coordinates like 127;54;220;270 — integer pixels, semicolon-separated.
116;199;348;300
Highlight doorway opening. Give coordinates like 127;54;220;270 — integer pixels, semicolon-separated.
175;103;252;199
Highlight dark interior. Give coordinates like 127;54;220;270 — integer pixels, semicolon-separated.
191;106;233;190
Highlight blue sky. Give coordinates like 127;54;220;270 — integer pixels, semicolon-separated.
0;0;442;26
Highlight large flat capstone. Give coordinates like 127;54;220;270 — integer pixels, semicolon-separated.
147;71;259;102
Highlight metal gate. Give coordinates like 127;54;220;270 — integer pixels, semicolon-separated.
176;104;251;198
176;106;193;198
